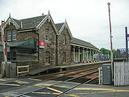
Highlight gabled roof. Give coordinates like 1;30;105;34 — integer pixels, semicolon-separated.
13;15;47;29
56;21;72;38
55;23;64;31
71;37;98;50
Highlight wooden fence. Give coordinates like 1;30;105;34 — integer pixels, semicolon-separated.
114;62;129;86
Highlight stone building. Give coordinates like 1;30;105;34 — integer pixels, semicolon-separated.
0;12;99;76
56;21;72;65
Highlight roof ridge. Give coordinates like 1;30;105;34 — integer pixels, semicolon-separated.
55;22;64;25
19;15;46;21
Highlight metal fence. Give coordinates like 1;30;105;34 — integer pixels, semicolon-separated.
114;62;129;86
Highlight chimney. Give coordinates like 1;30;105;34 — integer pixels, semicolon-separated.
20;21;23;28
42;13;44;16
1;20;5;26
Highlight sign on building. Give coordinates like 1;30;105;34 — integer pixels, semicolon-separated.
38;40;45;48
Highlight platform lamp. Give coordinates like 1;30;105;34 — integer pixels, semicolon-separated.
107;2;114;84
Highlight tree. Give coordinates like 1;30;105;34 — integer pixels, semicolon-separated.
100;48;110;58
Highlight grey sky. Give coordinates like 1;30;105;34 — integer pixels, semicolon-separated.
0;0;129;49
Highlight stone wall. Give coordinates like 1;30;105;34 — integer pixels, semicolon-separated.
58;27;72;65
17;31;38;41
38;19;57;66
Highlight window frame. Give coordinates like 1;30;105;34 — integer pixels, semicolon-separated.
7;31;16;42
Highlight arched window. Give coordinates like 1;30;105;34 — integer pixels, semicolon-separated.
63;35;67;44
7;30;16;41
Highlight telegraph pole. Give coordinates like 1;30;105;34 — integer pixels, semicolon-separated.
125;27;128;61
107;2;114;83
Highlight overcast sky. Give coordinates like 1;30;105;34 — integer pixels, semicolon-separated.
0;0;129;49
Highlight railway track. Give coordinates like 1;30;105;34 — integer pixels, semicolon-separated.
7;64;100;97
32;64;100;81
25;64;99;96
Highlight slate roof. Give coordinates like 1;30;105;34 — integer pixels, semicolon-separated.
55;23;64;31
56;23;98;50
13;15;47;29
71;37;98;50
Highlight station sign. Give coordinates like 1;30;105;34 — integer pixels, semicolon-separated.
38;40;45;48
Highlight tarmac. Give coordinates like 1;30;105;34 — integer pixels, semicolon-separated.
0;78;129;97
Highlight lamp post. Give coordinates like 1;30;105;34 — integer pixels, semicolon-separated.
107;2;114;83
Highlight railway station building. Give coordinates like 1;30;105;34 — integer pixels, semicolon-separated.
0;12;99;76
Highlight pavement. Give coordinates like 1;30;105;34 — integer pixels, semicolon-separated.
0;78;129;97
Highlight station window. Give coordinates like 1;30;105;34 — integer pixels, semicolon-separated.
12;32;16;40
7;32;11;41
45;34;49;41
7;31;16;41
63;35;67;44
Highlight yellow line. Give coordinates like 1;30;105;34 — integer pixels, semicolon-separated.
15;80;29;84
54;85;70;88
66;89;129;96
0;79;6;81
32;91;60;95
29;78;42;81
0;83;20;86
47;87;63;93
34;83;52;87
74;87;129;92
65;94;80;97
